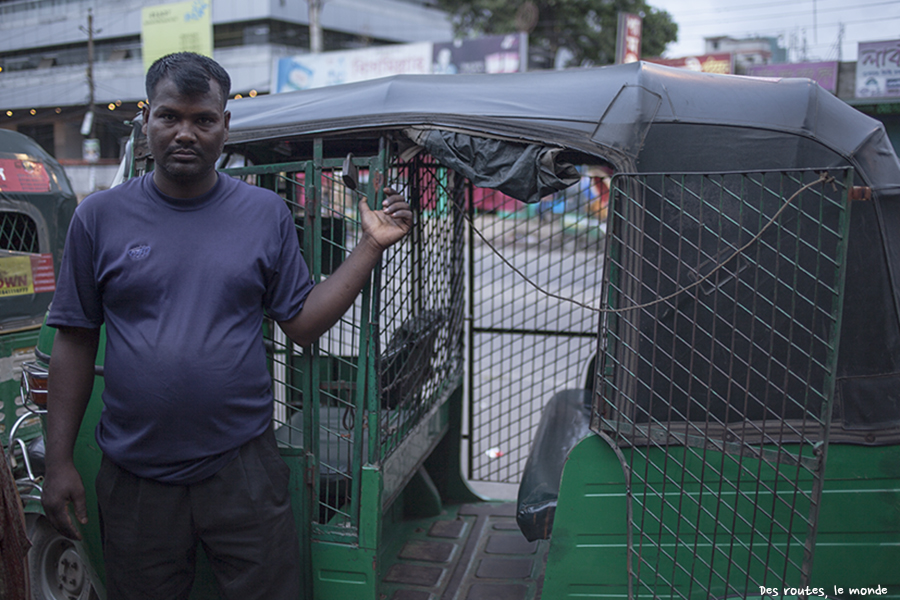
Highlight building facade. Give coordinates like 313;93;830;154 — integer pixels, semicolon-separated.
704;35;787;73
0;0;452;163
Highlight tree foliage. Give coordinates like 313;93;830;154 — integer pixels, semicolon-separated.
436;0;678;69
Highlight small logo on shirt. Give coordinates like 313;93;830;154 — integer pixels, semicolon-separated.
128;245;151;260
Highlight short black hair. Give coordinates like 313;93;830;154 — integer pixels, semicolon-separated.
145;52;231;108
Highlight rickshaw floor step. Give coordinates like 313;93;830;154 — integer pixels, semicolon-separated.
381;501;547;600
399;540;456;562
428;519;466;538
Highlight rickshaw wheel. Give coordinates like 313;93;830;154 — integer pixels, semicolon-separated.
28;516;97;600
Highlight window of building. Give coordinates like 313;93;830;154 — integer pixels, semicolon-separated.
93;115;132;160
16;124;54;157
213;19;387;52
0;36;140;72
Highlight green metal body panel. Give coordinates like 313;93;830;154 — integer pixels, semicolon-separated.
310;541;378;598
544;435;900;599
809;445;900;592
542;434;629;599
307;466;382;599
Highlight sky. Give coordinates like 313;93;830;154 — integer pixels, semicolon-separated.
648;0;900;62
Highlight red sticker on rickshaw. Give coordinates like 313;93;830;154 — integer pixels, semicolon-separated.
0;158;51;193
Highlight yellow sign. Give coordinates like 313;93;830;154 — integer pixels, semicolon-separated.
141;1;213;73
0;256;35;297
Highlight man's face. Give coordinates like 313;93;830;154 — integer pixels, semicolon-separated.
141;76;230;197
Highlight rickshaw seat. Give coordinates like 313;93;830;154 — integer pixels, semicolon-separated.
516;389;592;542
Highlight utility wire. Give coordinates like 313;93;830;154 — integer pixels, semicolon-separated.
662;0;897;18
455;172;834;315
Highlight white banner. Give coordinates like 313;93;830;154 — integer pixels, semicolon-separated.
857;40;900;98
274;43;432;93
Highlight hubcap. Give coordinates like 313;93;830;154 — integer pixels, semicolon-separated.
56;547;85;597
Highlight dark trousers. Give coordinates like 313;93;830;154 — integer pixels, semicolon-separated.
95;429;301;600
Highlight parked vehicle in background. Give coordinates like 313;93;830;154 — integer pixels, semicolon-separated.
0;129;74;448
33;62;900;599
0;129;99;600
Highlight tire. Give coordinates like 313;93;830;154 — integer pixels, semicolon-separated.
27;516;98;600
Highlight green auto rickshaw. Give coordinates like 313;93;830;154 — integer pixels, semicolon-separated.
29;62;900;599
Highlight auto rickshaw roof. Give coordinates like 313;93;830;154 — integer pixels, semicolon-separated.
219;61;900;435
224;61;900;196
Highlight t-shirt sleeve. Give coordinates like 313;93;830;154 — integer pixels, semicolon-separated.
46;210;104;329
263;207;315;322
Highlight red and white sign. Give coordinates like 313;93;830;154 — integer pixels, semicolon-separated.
645;53;735;75
30;254;56;293
616;13;642;64
0;158;51;194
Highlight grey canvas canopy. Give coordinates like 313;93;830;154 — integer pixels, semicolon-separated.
219;61;900;438
225;61;899;194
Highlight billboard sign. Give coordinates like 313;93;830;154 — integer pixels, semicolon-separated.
274;43;432;93
857;40;900;98
432;34;524;75
274;36;526;93
644;54;734;74
746;61;839;94
141;0;213;73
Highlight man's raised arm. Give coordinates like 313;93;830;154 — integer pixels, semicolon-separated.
278;188;412;347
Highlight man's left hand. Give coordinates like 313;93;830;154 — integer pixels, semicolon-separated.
358;187;413;250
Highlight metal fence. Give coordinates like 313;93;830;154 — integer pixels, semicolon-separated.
595;169;852;598
466;172;609;483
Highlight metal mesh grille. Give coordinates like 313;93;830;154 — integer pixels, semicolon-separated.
0;211;39;253
223;149;465;541
221;162;366;538
596;170;852;598
467;173;608;483
273;161;368;538
377;158;466;459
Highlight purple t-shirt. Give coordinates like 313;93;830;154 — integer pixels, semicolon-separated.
48;173;314;484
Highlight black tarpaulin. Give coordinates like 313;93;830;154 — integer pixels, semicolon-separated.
405;129;579;203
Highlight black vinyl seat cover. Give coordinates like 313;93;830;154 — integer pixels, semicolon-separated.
516;389;592;541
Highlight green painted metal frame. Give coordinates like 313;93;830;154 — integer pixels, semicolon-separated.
221;143;468;598
221;140;387;547
542;436;900;599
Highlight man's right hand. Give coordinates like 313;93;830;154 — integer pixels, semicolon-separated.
42;461;88;539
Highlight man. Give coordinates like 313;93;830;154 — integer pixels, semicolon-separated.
41;52;411;599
